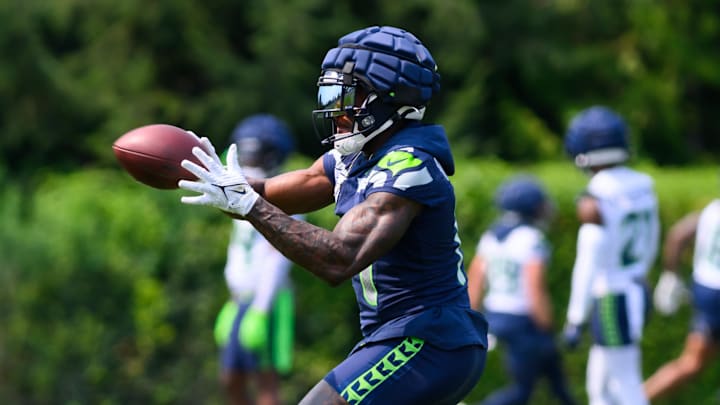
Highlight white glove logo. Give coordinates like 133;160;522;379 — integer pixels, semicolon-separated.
179;138;259;216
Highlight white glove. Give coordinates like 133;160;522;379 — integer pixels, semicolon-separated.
179;139;259;216
653;270;688;315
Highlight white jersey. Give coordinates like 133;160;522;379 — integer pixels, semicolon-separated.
693;199;720;289
477;224;550;315
224;219;294;312
566;166;660;327
585;166;660;294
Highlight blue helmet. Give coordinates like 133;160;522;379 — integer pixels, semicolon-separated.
495;175;548;219
313;26;441;155
565;105;630;168
229;114;295;172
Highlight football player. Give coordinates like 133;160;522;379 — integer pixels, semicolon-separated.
179;26;488;405
213;114;298;405
561;106;660;405
644;205;720;399
467;176;577;405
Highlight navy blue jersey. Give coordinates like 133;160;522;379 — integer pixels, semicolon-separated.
322;123;487;350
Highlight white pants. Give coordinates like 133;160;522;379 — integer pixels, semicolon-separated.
586;345;648;405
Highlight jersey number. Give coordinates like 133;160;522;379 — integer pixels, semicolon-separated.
620;210;653;267
488;258;521;294
704;228;720;269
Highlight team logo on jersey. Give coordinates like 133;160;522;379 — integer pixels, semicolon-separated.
377;150;422;175
363;149;434;192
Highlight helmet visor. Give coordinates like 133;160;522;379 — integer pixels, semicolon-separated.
313;71;363;146
317;84;356;115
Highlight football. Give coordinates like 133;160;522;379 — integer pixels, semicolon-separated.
112;124;208;189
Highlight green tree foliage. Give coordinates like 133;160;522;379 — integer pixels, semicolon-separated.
1;0;720;175
2;0;720;403
0;170;231;403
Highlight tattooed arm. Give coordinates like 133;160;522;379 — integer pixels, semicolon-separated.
245;190;422;286
183;146;421;285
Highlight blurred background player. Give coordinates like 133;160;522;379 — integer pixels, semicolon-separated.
644;204;720;399
561;106;660;405
467;175;577;405
213;114;297;405
180;26;488;404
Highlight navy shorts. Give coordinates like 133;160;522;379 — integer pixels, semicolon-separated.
691;281;720;343
484;311;556;354
324;337;486;405
219;301;259;371
215;291;294;373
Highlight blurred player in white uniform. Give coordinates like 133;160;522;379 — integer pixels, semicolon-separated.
561;106;660;405
644;202;720;400
467;176;577;405
213;114;298;405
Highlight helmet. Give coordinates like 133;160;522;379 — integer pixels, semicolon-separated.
495;175;549;219
565;105;630;168
229;114;295;173
312;26;441;155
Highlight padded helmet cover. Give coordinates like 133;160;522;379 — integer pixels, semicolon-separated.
320;26;440;106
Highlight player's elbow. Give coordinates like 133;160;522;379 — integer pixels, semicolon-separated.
319;271;347;287
313;265;355;287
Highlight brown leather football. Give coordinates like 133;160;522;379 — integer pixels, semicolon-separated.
113;124;207;189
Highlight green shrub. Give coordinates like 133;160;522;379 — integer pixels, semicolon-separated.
0;161;718;404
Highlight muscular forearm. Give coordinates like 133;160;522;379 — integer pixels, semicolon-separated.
244;199;360;286
237;189;417;287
